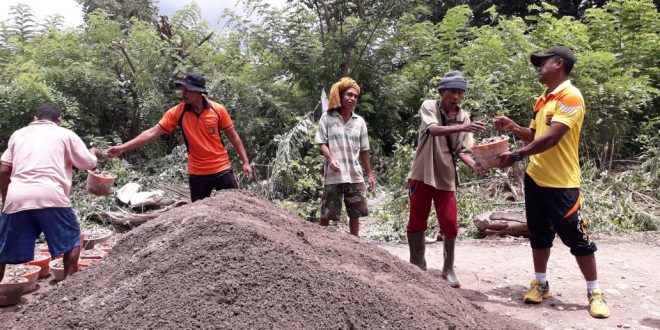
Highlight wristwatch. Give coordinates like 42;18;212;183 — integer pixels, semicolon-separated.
511;150;523;162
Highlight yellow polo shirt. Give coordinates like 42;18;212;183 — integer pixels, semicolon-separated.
527;80;585;188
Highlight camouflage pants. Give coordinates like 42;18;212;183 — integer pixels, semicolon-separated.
321;183;369;221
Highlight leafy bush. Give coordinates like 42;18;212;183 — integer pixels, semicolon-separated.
581;159;660;232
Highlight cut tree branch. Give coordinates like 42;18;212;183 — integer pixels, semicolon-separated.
197;31;214;47
115;41;136;75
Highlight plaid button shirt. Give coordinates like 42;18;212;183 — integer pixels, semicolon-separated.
315;111;370;185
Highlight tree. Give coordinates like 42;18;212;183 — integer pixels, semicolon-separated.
42;14;66;32
7;3;39;43
417;0;610;25
76;0;158;26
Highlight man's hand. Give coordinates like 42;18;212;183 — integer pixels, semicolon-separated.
494;116;515;131
469;162;485;175
367;174;376;192
328;158;341;172
243;163;253;181
462;121;486;133
497;151;515;169
89;147;102;158
106;146;124;158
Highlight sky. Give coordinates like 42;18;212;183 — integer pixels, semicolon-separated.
0;0;285;28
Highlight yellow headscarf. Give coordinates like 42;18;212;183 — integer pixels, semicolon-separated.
327;77;361;111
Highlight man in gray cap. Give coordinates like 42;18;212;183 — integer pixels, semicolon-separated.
494;46;610;318
107;73;252;202
405;71;485;287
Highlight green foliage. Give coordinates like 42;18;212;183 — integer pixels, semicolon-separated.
7;3;39;43
586;0;660;82
581;160;660;232
0;0;657;237
76;0;158;26
276;199;322;222
267;116;324;201
372;143;413;241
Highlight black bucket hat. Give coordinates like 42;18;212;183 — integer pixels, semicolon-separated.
174;72;207;93
530;46;576;67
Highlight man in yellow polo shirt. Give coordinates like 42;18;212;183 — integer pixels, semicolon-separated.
495;46;610;319
107;73;252;202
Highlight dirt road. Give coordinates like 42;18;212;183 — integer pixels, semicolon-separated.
378;232;660;330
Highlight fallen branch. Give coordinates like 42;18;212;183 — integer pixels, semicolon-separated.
473;211;529;238
89;200;188;227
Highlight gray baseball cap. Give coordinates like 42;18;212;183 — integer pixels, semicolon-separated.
530;46;576;67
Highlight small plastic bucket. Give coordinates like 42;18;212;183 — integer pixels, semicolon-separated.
87;170;117;196
9;265;41;293
471;138;510;169
26;253;51;279
0;277;28;306
49;260;65;281
77;258;101;270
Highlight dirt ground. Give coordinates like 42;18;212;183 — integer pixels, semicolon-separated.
378;232;660;330
1;191;532;329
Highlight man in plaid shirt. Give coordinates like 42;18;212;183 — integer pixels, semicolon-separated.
315;77;375;237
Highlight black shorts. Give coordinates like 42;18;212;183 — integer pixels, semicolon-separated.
189;169;239;202
524;174;597;256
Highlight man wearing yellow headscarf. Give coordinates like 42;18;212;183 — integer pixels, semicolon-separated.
314;77;375;237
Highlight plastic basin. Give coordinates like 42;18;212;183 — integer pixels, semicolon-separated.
77;258;101;270
8;265;41;293
471;138;510;169
0;277;28;306
87;170;117;196
27;253;51;279
49;259;66;281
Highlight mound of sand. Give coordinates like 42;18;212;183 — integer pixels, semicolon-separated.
9;191;532;329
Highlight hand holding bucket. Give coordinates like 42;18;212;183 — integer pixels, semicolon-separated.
471;136;510;169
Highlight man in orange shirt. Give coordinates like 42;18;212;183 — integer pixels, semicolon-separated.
107;73;252;202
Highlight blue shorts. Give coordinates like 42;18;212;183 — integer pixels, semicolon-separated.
0;207;81;264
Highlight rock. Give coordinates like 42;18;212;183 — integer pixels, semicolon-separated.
556;306;564;311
